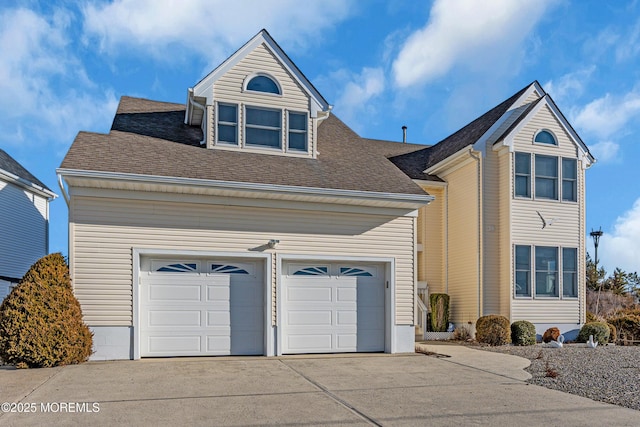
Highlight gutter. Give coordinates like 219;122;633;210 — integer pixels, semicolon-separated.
0;169;57;200
56;168;435;208
186;89;207;145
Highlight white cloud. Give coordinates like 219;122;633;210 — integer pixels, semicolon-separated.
0;8;117;146
616;17;640;62
589;141;619;163
392;0;554;88
572;89;640;139
599;198;640;274
330;67;385;133
82;0;353;61
543;66;596;105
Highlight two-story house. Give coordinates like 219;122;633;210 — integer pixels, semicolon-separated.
58;30;592;360
0;149;57;300
391;82;594;339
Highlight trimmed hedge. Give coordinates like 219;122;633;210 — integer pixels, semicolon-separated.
476;315;511;346
0;253;93;368
511;320;536;346
429;293;450;332
577;322;610;345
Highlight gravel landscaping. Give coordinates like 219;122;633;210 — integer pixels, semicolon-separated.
477;343;640;411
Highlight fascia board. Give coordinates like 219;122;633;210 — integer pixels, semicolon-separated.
495;95;594;165
424;146;475;175
0;169;57;200
57;169;434;208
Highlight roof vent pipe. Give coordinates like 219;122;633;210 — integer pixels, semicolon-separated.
402;125;407;143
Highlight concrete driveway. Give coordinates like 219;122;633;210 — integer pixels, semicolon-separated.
1;347;639;426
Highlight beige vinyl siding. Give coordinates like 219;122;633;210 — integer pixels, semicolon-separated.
498;149;512;319
212;44;314;152
0;181;48;279
482;146;502;316
417;185;445;293
444;160;481;324
509;104;584;324
523;90;542;105
70;193;415;326
512;299;580;323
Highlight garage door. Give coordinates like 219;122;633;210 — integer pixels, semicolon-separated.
140;259;264;357
281;262;385;354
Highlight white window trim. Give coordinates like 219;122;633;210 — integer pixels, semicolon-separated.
286;110;308;152
513;244;579;300
514;152;532;199
561;157;578;203
533;128;558;146
242;72;283;97
215;102;239;146
244;105;283;150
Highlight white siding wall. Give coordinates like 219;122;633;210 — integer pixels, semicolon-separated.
0;180;48;280
510;104;584;323
211;44;315;155
70;191;415;326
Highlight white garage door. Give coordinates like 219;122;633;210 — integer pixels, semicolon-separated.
140;259;264;357
282;262;385;354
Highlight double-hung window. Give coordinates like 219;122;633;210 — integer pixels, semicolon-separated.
535;246;558;297
217;103;238;144
515;245;577;299
562;248;578;297
534;155;558;200
288;112;307;151
515;153;531;197
562;158;577;202
515;245;531;297
245;107;281;148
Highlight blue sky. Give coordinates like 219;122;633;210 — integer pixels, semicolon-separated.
2;0;640;275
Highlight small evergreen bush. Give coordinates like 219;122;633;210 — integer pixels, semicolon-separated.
608;310;640;344
607;323;618;343
577;322;610;345
476;315;511;346
429;293;450;332
511;320;536;346
0;253;93;368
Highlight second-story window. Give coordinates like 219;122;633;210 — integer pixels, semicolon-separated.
245;107;282;148
217;103;238;144
515;152;531;198
562;158;577;202
534;155;558;200
287;112;307;151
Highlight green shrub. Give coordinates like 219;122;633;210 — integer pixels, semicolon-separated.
511;320;536;346
608;310;640;344
607;323;618;343
476;315;511;346
429;293;450;332
0;253;93;368
577;322;610;345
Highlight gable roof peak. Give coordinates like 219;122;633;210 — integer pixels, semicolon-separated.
189;29;330;112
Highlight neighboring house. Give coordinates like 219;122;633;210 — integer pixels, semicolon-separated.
58;30;592;360
392;82;594;338
0;149;57;300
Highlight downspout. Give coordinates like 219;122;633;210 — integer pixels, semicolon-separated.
188;97;208;146
57;173;69;206
469;149;482;320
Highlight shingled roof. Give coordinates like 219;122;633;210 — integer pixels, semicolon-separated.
60;96;429;197
0;149;51;191
389;83;532;179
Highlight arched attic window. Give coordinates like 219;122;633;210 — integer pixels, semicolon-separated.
534;130;557;145
246;74;281;95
